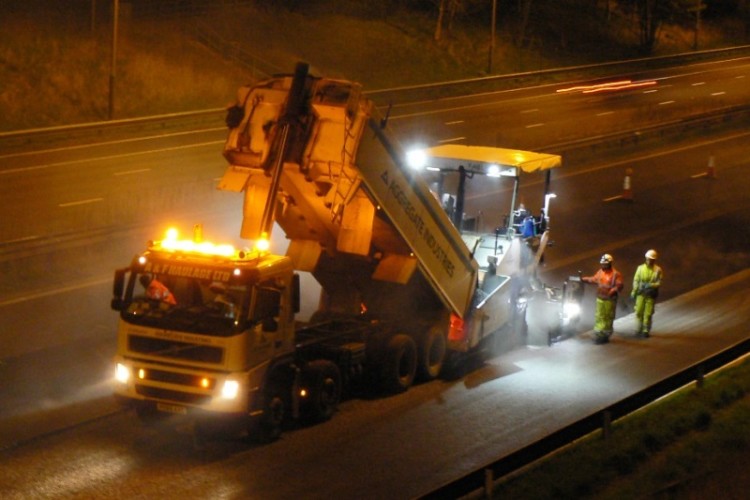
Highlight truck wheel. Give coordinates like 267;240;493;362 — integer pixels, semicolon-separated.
302;360;342;422
255;393;285;443
417;327;446;381
382;334;417;393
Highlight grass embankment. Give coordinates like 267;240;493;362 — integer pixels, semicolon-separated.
0;1;513;131
489;358;750;499
0;3;249;131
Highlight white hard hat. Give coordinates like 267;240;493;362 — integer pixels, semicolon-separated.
600;254;613;264
645;249;658;260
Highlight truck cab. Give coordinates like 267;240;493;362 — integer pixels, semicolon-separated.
111;226;299;435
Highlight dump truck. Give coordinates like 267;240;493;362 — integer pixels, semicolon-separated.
111;63;561;440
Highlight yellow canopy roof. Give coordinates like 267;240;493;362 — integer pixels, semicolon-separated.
424;145;561;173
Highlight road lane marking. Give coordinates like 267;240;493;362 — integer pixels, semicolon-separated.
711;92;726;96
542;207;736;273
520;109;539;114
0;277;111;307
0;127;226;160
658;101;675;105
692;82;706;86
596;111;614;117
525;123;544;128
5;235;40;244
114;168;151;176
444;120;464;125
0;140;224;176
59;198;104;208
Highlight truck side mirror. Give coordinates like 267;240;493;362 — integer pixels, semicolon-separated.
111;268;129;311
262;318;279;332
252;286;281;328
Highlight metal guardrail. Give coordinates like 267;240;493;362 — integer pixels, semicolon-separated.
544;103;750;163
0;109;225;156
362;44;750;105
419;337;750;499
2;44;749;145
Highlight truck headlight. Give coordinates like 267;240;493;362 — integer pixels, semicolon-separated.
115;363;131;384
563;302;581;318
221;380;240;400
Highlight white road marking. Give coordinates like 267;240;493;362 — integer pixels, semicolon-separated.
1;141;224;175
0;127;226;160
58;198;104;208
0;277;111;307
114;168;151;176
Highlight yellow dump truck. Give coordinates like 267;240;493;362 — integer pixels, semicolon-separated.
111;63;561;440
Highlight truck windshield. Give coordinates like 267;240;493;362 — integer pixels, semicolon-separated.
120;272;248;337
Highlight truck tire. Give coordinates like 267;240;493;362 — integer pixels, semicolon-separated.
382;334;417;393
255;393;285;443
302;360;342;422
417;327;447;381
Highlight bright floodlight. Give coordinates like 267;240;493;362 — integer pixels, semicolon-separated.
487;164;501;177
563;302;581;318
406;149;428;169
544;193;557;217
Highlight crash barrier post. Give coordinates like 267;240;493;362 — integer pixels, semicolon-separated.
602;410;612;440
484;468;493;498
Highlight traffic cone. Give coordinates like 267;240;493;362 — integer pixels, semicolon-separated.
691;155;717;179
621;168;633;201
705;155;717;179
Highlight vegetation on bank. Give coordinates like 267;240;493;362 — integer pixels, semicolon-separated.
487;357;750;498
1;0;747;131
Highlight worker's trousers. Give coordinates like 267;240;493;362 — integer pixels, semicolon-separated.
594;297;617;335
634;295;656;333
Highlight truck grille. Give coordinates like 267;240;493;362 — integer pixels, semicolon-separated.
128;334;223;363
137;367;216;390
135;385;211;405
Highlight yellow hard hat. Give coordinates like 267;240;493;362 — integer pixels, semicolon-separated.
645;249;658;260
